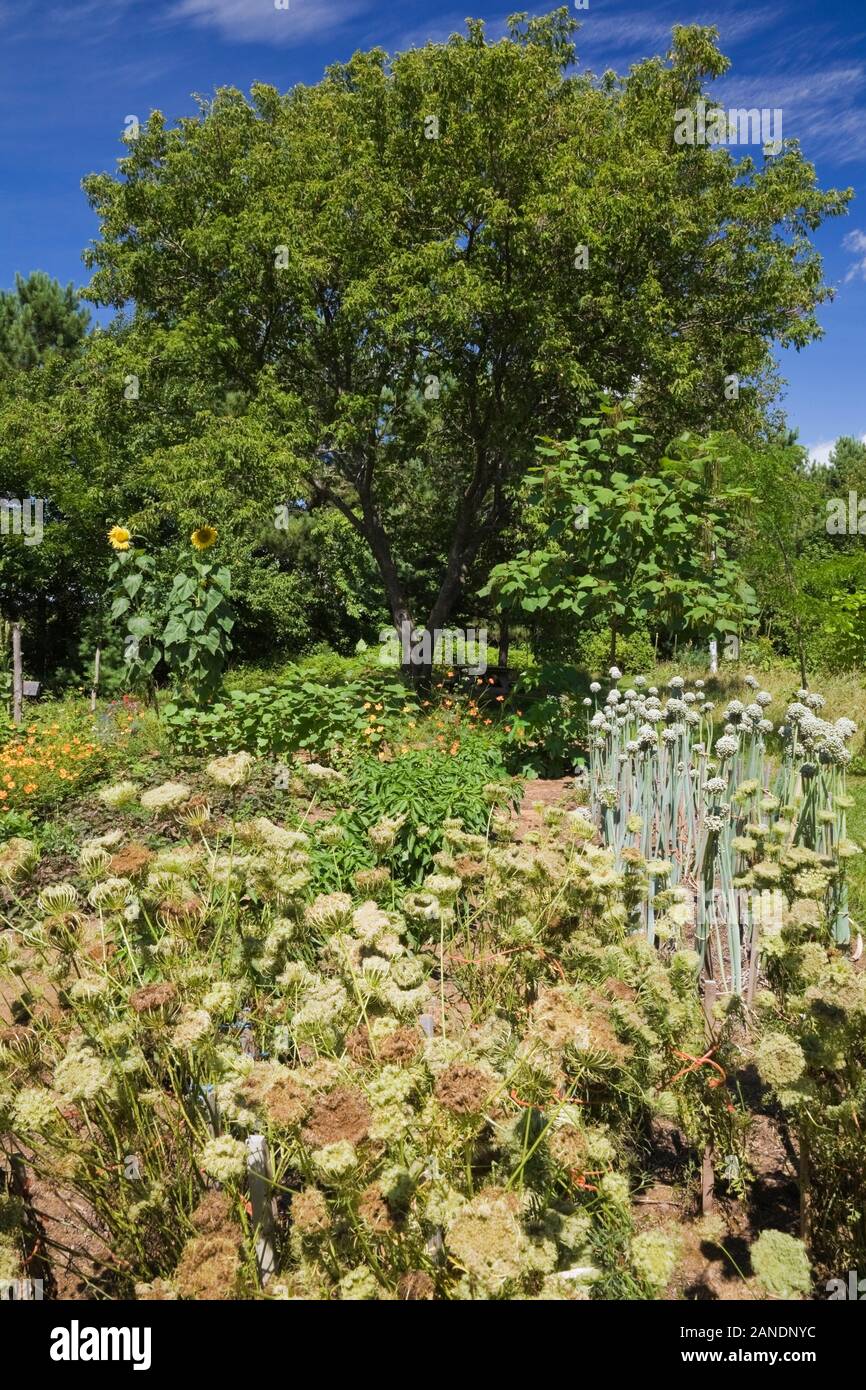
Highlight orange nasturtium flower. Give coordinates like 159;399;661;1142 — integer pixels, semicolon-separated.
108;525;132;551
190;525;218;551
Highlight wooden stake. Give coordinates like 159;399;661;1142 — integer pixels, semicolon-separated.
11;622;23;726
90;645;101;713
246;1134;277;1284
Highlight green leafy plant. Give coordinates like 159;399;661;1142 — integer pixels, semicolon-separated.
483;404;756;665
163;675;416;757
162;544;235;706
107;541;163;697
322;743;518;889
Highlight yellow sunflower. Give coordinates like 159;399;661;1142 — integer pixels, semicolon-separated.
190;525;218;551
107;525;132;551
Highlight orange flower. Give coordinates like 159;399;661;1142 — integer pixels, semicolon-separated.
23;783;36;794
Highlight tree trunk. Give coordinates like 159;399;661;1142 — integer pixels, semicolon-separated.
608;622;618;666
498;618;510;668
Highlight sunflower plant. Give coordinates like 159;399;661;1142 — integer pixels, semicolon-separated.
162;528;234;706
106;527;163;699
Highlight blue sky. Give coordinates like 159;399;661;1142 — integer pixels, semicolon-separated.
0;0;863;457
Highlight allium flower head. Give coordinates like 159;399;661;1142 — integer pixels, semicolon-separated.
714;734;739;759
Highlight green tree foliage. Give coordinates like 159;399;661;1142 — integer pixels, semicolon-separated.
483;403;755;662
0;272;89;377
69;11;846;644
0;14;852;681
723;435;866;677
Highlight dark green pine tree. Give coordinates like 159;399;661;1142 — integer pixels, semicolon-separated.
0;271;90;376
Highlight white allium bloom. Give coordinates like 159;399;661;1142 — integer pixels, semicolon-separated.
582;697;592;707
634;675;647;687
589;682;601;694
590;712;607;729
605;689;621;706
804;692;826;711
756;691;772;706
694;679;705;689
715;735;739;759
703;777;727;794
649;686;659;695
684;692;696;703
744;675;759;689
835;717;857;740
758;719;774;734
668;676;684;689
609;666;622;680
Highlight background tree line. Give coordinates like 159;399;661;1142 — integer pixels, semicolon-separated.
0;10;861;686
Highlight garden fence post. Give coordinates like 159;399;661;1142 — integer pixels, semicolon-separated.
12;622;23;726
90;646;101;713
246;1133;277;1285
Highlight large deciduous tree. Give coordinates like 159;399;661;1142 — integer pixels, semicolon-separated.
6;10;851;667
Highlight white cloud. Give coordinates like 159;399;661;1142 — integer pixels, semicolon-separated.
578;5;781;56
807;435;866;466
843;230;866;284
168;0;372;45
807;439;838;467
714;64;866;162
